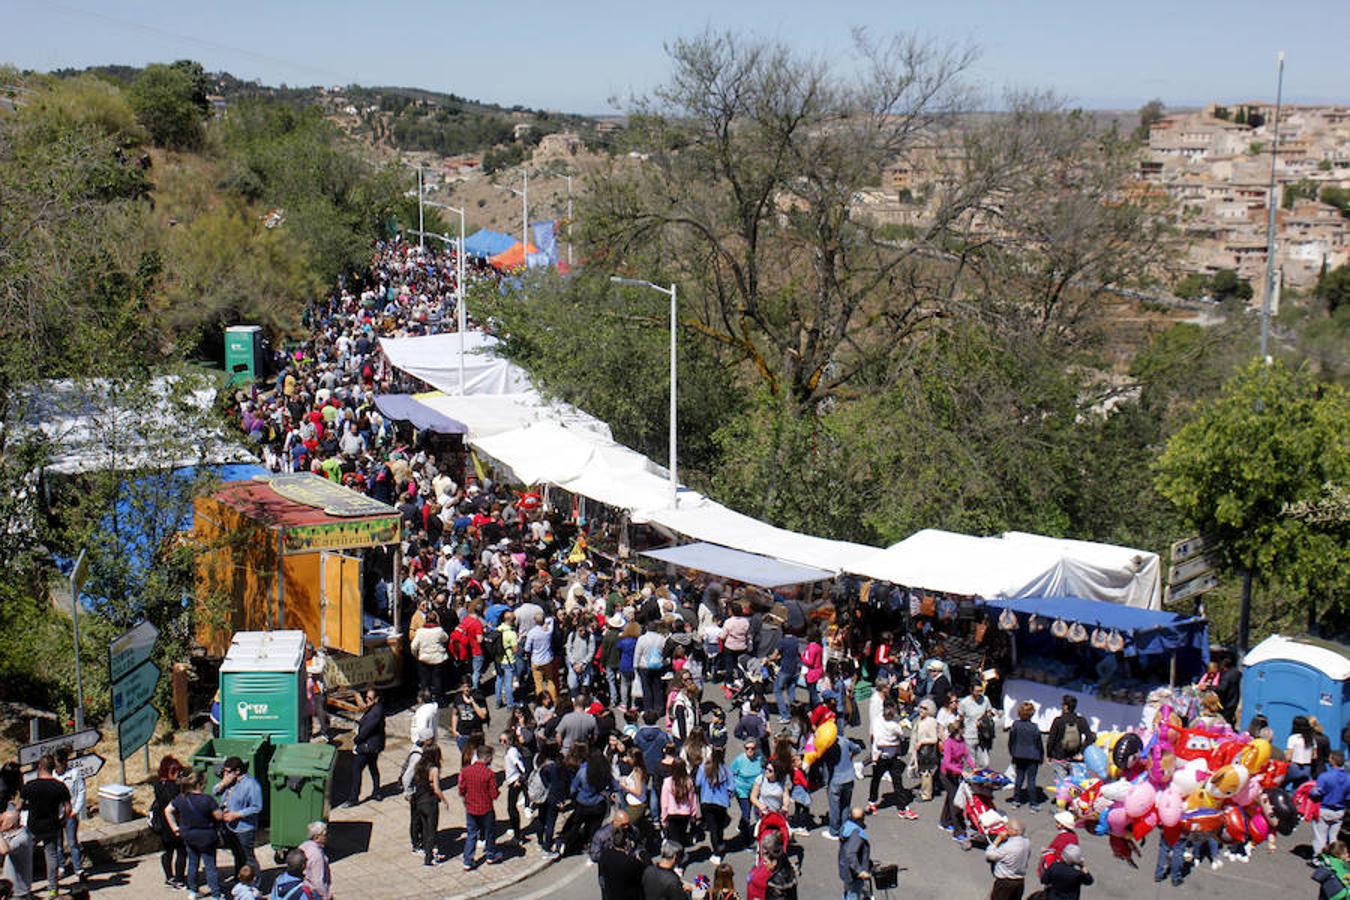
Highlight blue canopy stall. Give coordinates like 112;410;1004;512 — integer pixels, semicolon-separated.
980;596;1210;733
373;394;468;434
461;229;517;259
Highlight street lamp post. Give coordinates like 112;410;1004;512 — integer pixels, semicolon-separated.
565;174;574;268
1259;51;1286;363
610;276;679;508
417;196;468;395
417;165;425;251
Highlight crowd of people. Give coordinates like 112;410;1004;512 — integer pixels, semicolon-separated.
3;238;1348;900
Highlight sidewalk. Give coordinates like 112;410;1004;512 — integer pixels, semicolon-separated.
113;705;555;899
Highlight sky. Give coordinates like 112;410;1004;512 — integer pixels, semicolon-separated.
2;0;1344;114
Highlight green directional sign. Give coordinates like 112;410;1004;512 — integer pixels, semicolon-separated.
112;661;160;725
109;621;158;683
117;702;159;760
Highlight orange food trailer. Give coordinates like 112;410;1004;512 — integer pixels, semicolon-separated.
193;473;405;688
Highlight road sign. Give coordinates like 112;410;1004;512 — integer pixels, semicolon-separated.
112;661;160;724
1170;535;1215;564
70;549;90;599
117;702;159;760
18;728;101;766
109;621;158;683
21;753;105;784
1168;553;1218;587
1166;571;1220;604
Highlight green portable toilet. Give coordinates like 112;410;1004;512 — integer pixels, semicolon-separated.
220;630;307;745
267;742;337;857
224;324;265;384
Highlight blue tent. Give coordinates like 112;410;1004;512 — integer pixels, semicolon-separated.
373;394;467;434
980;596;1210;677
462;229;517;259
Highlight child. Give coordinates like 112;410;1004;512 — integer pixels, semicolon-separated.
232;864;260;899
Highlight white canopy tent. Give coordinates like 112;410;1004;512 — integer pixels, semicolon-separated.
379;332;533;396
641;542;834;588
845;528;1162;608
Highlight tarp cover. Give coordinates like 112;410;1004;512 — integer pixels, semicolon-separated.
641;542;834;588
489;241;541;271
462;228;517;258
846;528;1162;608
1243;634;1350;681
379;332;534;396
980;596;1209;660
373;394;467;434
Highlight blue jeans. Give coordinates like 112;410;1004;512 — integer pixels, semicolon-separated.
62;815;83;874
806;681;821;709
828;781;853;837
224;826;259;879
495;660;516;707
471;655;485;690
464;810;498;865
1013;761;1040;806
36;837;61;893
843;883;865;900
186;844;221;896
605;668;620;706
540;803;560;852
774;667;798;720
620;671;635;709
737;795;754;838
566;662;592;695
1155;833;1184;883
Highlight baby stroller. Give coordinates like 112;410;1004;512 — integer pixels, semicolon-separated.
956;770;1011;850
727;655;774;710
754;810;803;894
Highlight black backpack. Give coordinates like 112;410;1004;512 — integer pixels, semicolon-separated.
481;627;504;662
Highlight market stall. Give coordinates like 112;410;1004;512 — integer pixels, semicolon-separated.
981;596;1209;733
193;473;404;688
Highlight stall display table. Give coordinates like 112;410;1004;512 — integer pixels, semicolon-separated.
1000;678;1154;734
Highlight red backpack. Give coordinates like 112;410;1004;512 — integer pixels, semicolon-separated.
448;624;471;662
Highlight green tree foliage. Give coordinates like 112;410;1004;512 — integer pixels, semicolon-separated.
129;61;210;149
483;143;525;174
1155;360;1350;622
1322;185;1350;217
1282;178;1319;209
1210;268;1254;302
1318;264;1350;316
1135;98;1166;141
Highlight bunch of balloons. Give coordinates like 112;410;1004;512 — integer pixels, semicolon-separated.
802;704;838;766
1053;706;1298;853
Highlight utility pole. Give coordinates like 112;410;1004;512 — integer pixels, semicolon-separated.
1260;52;1285;361
417;165;425;251
522;168;529;251
565;174;574;268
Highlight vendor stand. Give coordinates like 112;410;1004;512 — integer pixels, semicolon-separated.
980;596;1208;734
193;473;404;689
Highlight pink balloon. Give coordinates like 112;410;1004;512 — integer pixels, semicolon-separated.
1232;773;1263;808
1107;806;1129;836
1157;788;1184;828
1125;782;1157;819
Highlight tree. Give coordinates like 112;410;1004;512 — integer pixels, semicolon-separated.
1155;360;1350;629
128;62;209;150
1321;185;1350;217
1135;98;1165;141
1209;268;1253;302
1317;264;1350;316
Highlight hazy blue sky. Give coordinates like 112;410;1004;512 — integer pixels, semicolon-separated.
3;0;1343;113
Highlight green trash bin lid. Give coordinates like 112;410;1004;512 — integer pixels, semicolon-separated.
269;743;337;780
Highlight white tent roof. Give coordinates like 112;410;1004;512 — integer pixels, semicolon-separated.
1243;634;1350;681
845;528;1162;608
415;391;612;441
380;332;533;396
642;542;834;588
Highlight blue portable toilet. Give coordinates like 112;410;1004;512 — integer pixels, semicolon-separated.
1242;634;1350;752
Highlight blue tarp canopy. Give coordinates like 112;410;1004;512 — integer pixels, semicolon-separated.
373;394;467;434
980;595;1210;664
641;541;834;588
462;229;517;258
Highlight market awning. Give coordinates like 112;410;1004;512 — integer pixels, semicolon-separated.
979;596;1209;660
640;542;834;589
373;394;467;434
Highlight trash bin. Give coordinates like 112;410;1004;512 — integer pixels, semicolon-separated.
98;784;134;824
267;742;337;856
190;735;273;824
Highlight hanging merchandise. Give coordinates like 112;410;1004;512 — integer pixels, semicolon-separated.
1091;626;1109;650
1067;621;1090;643
1051;618;1069;639
1106;629;1126;654
937;597;958;621
919;594;937;617
1027;614;1046;633
998;608;1018;631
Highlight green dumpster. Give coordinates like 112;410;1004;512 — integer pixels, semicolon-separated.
190;736;273;824
267;742;337;856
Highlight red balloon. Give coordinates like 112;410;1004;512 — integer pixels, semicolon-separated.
1132;816;1156;841
1224;805;1247;843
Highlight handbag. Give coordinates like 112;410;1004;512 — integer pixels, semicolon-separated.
919;595;937;618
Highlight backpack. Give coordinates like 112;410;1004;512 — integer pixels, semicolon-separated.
448;625;471;662
526;766;548;806
481;627;503;662
643;641;665;670
271;879;315;900
977;713;996;750
400;747;425;799
1061;720;1082;755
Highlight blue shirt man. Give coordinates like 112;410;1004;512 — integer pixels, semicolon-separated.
214;757;263;876
522;618;555;667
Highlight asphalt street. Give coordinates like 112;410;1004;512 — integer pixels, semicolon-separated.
500;714;1320;900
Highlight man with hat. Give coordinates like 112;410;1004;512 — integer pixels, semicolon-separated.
925;659;952;709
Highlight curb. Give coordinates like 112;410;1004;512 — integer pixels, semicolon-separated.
445;853;558;900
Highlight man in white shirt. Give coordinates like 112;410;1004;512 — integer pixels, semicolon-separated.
958;683;994;768
412;689;440;744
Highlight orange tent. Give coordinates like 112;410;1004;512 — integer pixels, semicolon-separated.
487;241;540;271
